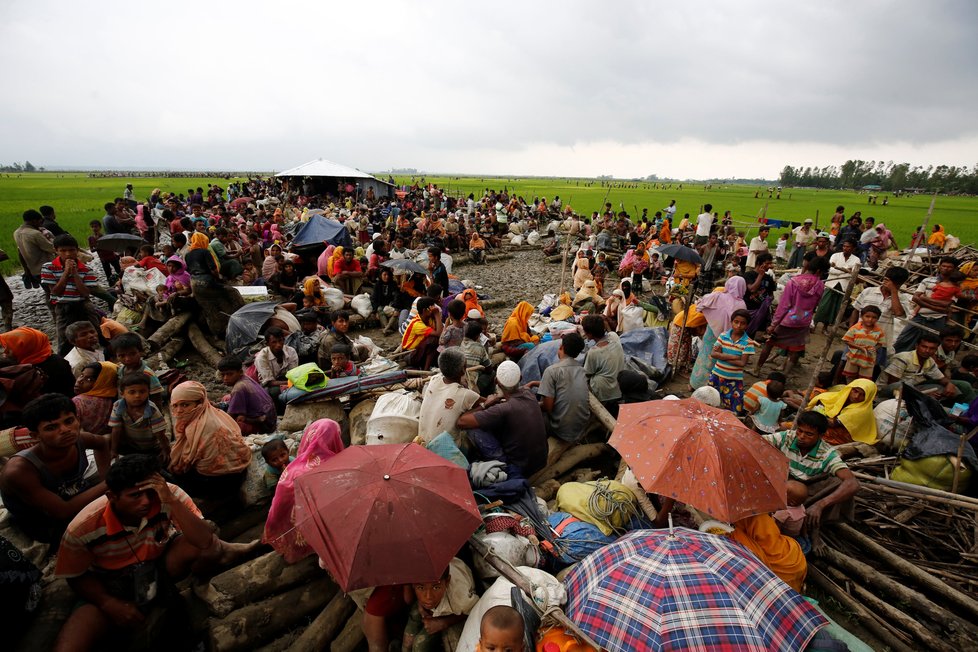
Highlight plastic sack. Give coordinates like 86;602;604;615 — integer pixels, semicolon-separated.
892;456;972;492
537;294;557;313
323;287;345;311
526;230;540;246
121;266;166;294
366;390;422;445
555;480;638;536
618;304;646;333
547;512;617;566
547;321;578;338
511;235;524;247
350;293;373;319
471;531;538;580
353;335;381;359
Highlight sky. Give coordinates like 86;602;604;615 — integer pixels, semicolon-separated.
2;0;976;180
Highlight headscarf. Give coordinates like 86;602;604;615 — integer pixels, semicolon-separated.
190;232;220;268
501;301;539;344
316;246;334;276
302;277;324;305
873;224;894;249
169;381;251;477
0;327;52;365
263;419;344;563
326;246;344;277
460;288;483;317
807;378;878;444
85;361;119;398
573;257;593;289
574;280;604;307
164;256;191;294
729;514;807;592
672;305;707;329
928;225;946;248
696;276;747;335
659;221;672;244
960;262;978;292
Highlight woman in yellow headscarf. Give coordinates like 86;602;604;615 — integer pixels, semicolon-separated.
729;513;808;592
928;224;946;251
459;288;483;317
807;378;878;445
326;246;344;277
668;306;707;368
501;301;539;361
190;231;220;269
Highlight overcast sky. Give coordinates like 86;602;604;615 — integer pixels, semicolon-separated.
2;0;976;179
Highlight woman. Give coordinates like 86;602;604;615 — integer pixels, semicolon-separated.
186;232;244;337
573;279;605;313
667;306;707;370
572;255;592;291
928;224;947;252
272;260;299;298
729;514;807;592
317;244;335;279
169;381;252;497
753;255;828;376
807;378;878;445
262;243;282;280
299;276;325;307
689;277;748;389
458;287;484;318
658;218;672;245
0;327;74;397
500;301;539;361
325;246;345;278
263;419;344;562
469;231;486;264
372;268;400;334
868;224;897;269
71;361;118;435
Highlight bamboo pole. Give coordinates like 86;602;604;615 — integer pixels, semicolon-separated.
851;472;978;507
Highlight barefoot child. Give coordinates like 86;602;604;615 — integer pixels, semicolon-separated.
709;309;755;414
841;305;884;381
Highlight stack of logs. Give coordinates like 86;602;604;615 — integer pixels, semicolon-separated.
144;312;225;369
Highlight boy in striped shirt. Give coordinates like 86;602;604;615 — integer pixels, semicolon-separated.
842;305;884;381
709;309;755;414
40;233;101;354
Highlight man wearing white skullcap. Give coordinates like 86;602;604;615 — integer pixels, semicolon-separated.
456;360;548;476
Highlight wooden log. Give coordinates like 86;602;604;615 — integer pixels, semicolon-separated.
217;506;271;541
253;631;302;652
817;545;978;642
329;611;366;652
147;337;187;371
807;567;915;652
527;443;611;485
147;312;192;348
188;322;225;366
861;482;978;511
820;564;955;652
200;551;322;617
208;579;338;652
588;392;618;433
835;523;978;620
851;472;978;508
291;593;357;652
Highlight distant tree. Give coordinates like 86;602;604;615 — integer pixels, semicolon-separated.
23;161;35;172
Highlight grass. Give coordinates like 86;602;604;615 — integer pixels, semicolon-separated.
2;172;976;275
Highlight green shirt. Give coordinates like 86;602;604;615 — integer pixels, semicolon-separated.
762;430;847;481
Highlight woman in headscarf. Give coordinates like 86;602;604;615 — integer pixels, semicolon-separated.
573;279;605;313
500;301;539;361
659;218;672;245
169;381;252;497
185;233;244;337
689;276;748;389
928;224;947;252
325;246;345;278
573;255;592;291
459;288;484;317
807;378;878;445
729;513;807;592
263;419;344;562
469;231;486;264
667;305;707;370
71;361;118;435
0;327;74;396
262;243;283;280
300;277;325;307
317;244;335;279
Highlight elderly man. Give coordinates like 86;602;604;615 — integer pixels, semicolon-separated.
457;360;548;478
762;411;859;529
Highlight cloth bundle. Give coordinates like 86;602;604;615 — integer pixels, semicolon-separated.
470;460;508;488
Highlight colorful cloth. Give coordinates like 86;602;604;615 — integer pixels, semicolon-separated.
743;380;770;414
39;258;98;303
772;272;824;330
842;322;885;373
0;327;52;365
689;326;720;389
709;374;745;413
696;276;747;336
730;514;808;592
400;315;434;351
711;330;755;381
501;301;539;344
807;379;878;444
263;419;344;562
170;381;251;477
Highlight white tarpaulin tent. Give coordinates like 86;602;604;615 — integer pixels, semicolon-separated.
275;158;394;198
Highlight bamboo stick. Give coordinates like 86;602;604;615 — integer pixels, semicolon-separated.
851;472;978;507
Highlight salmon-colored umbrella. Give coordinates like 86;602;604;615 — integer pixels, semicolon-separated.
610;399;788;523
293;443;482;592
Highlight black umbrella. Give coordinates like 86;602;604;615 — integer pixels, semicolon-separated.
96;233;146;254
656;244;703;265
225;301;299;357
381;258;428;276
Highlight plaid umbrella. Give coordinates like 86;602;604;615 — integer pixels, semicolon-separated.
565;529;827;652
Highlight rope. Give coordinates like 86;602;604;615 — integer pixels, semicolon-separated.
586;479;639;536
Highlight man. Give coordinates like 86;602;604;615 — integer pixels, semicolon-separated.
331;247;364;295
788;219;816;268
418;348;482;444
743;253;777;335
877;332;957;399
14;209;56;307
933;327;974;403
457;360;548;478
762;411;859;529
52;455;257;652
528;333;590;463
746;226;770;270
318;310;367;366
813;238;862;334
893;257;958;353
41;234;101;354
0;394;108;544
694;203;714;246
427;247;449;297
835;215;862;252
850;266;912;358
218;356;277;435
39;205;67;236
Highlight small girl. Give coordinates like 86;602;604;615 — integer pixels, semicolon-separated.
709;309;755;414
592;252;609;295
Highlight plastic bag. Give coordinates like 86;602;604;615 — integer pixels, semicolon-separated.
350;293;373;318
366;390;422;445
323;287;345;311
511;235;524;247
618;304;646;333
121;266;167;294
471;532;536;580
526;230;540;246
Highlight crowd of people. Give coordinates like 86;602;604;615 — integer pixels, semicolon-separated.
0;179;972;651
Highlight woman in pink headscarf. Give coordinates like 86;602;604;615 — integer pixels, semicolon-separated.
689;276;747;388
262;419;344;562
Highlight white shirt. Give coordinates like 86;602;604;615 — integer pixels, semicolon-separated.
695;212;714;237
254;345;298;385
792;226;816;247
825;252;862;290
65;347;105;378
746;236;769;268
418;374;479;443
851;286;913;355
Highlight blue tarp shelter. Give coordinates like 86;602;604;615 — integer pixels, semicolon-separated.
291;214;353;250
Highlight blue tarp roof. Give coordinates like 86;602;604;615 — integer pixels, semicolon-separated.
290;214;353;249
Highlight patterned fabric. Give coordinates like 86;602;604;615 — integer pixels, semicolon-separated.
842;322;885;373
108;399;166;452
743;380;769;414
762;431;847;481
709;374;745;414
880;351;944;388
39;258;98;303
711;330;754;381
564;529;827;652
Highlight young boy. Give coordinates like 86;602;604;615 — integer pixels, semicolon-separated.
439;300;467;351
112;332;165;408
109;374;169;464
40;234;101;354
295;311;326;364
64;320;105;377
929;270;965;305
254;326;298;400
709;309;755;414
592;252;609;295
842;305;885;381
136;244;167;274
772;480;808;537
88;219;121;282
328;343;361;379
461;320;493;395
403;558;478;652
218;355;278;435
747;379;786;433
478;605;525;652
775;233;789;264
261;438;293;490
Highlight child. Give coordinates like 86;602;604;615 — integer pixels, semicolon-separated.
784;370;833;409
88;219;121;282
439;300;467;351
261;438;293;491
328;343;360;379
63;320;105;377
241;260;260;286
592;252;609;296
295;311;326;364
842;305;885;381
928;269;965;305
772;480;808;537
254;326;299;400
775;233;789;263
40;234;101;354
747;379;786;433
112;332;165;408
709;309;755;414
403;558;478;652
478;605;525;652
136;244;168;274
109;374;169;463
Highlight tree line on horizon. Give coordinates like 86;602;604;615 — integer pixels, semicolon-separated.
779;160;978;194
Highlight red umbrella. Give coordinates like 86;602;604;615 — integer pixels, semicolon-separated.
293;443;482;592
610;399;788;522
